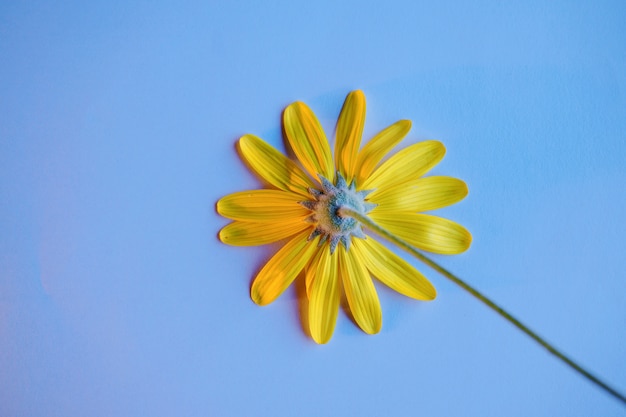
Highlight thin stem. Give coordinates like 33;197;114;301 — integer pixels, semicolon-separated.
339;207;626;405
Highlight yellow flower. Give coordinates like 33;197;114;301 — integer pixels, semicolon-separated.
217;90;471;344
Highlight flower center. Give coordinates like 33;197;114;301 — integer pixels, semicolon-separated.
300;173;376;253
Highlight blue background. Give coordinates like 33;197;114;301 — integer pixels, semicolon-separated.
2;1;625;416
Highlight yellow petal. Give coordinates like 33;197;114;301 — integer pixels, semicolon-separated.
219;218;310;246
305;243;325;298
238;134;315;197
283;101;334;181
251;230;319;305
338;245;382;334
369;212;472;255
353;238;436;300
335;90;365;183
307;246;341;344
217;190;310;221
355;120;411;186
369;176;468;213
361;140;445;190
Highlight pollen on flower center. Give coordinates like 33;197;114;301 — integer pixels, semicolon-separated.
299;172;376;253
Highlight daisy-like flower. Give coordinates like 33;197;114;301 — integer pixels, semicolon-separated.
217;90;471;344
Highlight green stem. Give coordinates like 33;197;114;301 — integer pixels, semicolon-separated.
339;207;626;405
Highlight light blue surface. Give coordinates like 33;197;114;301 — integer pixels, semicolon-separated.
2;1;625;416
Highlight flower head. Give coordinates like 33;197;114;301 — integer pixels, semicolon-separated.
217;90;471;344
